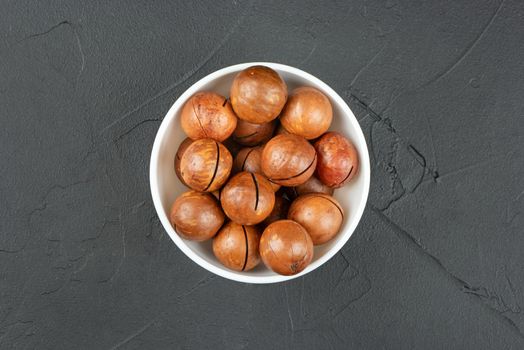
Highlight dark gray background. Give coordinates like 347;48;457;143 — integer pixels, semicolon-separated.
1;0;523;349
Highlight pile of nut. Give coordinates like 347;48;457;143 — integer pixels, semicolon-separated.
170;65;359;276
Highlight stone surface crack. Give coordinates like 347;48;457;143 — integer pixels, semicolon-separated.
332;276;372;318
300;43;318;64
284;285;295;334
371;205;524;340
18;20;85;85
109;319;155;350
430;0;505;84
350;93;440;191
99;212;126;284
348;43;386;88
18;21;70;41
422;157;498;184
174;276;217;302
116;118;161;141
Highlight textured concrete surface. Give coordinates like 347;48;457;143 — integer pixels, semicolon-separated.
1;0;524;349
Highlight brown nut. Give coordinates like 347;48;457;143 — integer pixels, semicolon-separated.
261;134;317;186
180;139;232;192
180;92;237;142
259;220;313;275
213;222;261;271
286;175;334;199
288;193;344;245
169;191;225;241
174;137;193;186
233;147;263;174
261;191;291;227
211;190;221;201
221;172;275;225
230;66;287;124
233;119;276;146
280;87;332;140
314;132;359;188
233;147;280;191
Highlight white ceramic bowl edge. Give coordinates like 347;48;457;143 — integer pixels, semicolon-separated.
150;62;370;284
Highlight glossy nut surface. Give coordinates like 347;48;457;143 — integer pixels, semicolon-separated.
233;119;276;146
230;66;287;124
169;191;225;241
180;139;232;192
213;222;261;271
221;172;275;225
181;92;237;142
287;175;334;199
174;137;193;186
280;87;332;140
288;193;344;245
233;147;280;191
259;220;313;275
314;132;359;188
261;134;317;186
233;147;263;174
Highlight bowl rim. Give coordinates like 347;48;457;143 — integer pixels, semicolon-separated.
149;62;370;284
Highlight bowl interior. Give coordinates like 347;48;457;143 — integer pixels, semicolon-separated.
150;63;370;283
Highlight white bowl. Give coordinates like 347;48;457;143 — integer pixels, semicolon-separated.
150;62;370;284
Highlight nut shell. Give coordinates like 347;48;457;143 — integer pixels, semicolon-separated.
288;193;344;245
280;87;332;140
180;139;232;192
261;134;317;186
221;172;275;225
213;222;261;271
261;191;291;226
174;137;193;186
259;220;313;275
233;147;263;174
314;132;359;188
181;92;237;142
230;66;287;123
211;190;221;201
233;119;276;146
287;175;334;199
169;191;225;241
233;147;280;191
